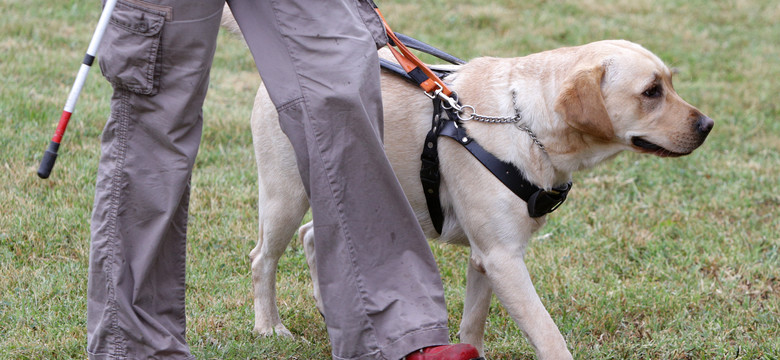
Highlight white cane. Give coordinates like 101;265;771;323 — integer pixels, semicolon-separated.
37;0;119;179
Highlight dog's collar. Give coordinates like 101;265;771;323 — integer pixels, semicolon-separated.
421;97;572;234
459;89;548;154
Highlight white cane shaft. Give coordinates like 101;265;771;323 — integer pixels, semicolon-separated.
86;0;118;57
62;0;118;113
64;63;91;113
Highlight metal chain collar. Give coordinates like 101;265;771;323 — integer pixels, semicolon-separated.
439;89;547;152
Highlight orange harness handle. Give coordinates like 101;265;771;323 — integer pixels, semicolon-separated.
375;8;454;98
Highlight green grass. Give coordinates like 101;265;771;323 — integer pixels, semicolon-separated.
1;0;778;358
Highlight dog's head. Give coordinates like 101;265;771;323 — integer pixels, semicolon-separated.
554;40;713;157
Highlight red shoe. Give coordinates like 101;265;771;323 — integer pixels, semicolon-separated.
404;344;484;360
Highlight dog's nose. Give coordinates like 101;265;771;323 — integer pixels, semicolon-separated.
696;115;714;134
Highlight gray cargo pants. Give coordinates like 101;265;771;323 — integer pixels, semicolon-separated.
87;0;449;359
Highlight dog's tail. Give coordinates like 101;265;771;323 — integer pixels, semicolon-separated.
220;5;243;40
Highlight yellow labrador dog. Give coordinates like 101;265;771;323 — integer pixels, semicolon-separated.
225;17;713;359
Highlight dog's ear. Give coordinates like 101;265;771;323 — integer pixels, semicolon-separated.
554;64;614;141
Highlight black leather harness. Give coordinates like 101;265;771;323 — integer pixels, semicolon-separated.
380;33;572;234
419;97;571;233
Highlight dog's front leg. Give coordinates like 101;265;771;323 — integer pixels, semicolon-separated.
481;248;572;360
458;255;493;356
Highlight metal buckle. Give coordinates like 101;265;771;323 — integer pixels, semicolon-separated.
526;185;570;218
426;86;469;118
424;84;443;100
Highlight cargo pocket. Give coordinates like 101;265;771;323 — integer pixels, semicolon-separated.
99;0;168;95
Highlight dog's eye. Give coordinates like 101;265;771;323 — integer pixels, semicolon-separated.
643;85;663;98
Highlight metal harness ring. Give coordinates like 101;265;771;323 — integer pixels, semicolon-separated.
456;105;476;121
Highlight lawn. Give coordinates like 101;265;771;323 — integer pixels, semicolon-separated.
1;0;778;359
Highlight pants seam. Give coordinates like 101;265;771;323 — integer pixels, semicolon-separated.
175;181;191;332
104;90;132;358
276;96;305;113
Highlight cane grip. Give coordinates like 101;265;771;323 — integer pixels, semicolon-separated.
37;141;60;179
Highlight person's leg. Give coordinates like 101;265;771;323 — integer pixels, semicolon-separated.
228;1;450;359
87;1;224;358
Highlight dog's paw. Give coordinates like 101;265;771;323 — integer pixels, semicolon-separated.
254;324;294;338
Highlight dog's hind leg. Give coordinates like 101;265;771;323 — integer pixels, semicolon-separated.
249;190;307;337
250;84;310;337
459;254;493;356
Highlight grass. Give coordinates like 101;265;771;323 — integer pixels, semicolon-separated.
1;0;778;358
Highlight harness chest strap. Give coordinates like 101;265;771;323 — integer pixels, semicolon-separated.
420;99;572;234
